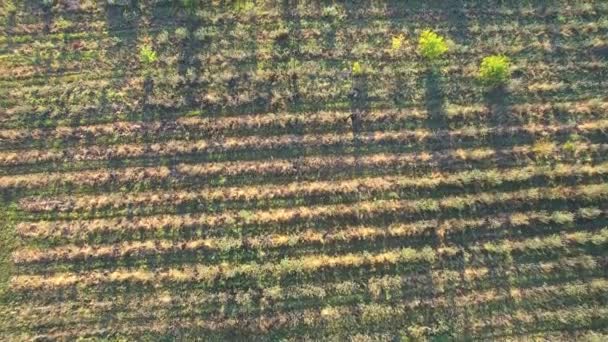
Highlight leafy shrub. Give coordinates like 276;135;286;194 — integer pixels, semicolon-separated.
391;34;405;52
234;0;255;12
156;30;169;45
175;27;189;41
352;61;364;76
180;0;198;14
478;55;511;87
578;207;602;219
417;29;448;60
139;44;157;65
550;211;575;225
322;4;344;20
532;139;555;158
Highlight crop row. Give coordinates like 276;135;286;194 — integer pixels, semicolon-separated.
3;67;605;134
4;28;604;92
4;45;604;101
11;205;606;271
5;17;607;76
4;61;605;131
5;3;607;50
1;140;604;204
1;98;607;151
318;330;608;342
16;160;608;216
11;222;608;294
29;305;607;341
5;0;607;39
2;115;607;168
7;250;603;312
14;180;608;241
7;266;605;323
6;273;607;340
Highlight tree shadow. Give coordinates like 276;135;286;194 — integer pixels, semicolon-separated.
538;2;564;58
176;6;205;110
104;0;141;119
444;0;471;45
3;7;16;46
105;0;140;45
591;44;608;86
483;252;516;337
282;0;303;112
42;3;53;35
484;86;514;128
390;66;415;109
349;73;370;174
423;68;449;131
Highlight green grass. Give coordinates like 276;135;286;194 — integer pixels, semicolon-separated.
1;0;608;340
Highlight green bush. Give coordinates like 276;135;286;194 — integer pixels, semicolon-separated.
352;61;364;76
478;55;511;87
139;44;157;65
417;29;448;61
180;0;197;13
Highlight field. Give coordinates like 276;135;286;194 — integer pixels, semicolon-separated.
1;0;608;340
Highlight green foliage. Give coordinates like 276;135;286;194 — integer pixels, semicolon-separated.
0;204;18;299
175;27;189;41
550;211;575;225
578;207;602;219
4;0;17;14
234;0;255;12
417;29;448;60
54;17;71;31
390;34;406;55
139;44;158;65
478;55;511;87
352;61;364;76
180;0;198;14
321;4;344;20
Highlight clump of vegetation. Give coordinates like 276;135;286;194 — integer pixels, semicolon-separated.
391;34;405;53
478;55;511;87
175;27;189;41
352;61;364;76
4;0;17;14
532;138;556;158
417;29;448;61
322;4;344;20
234;0;255;12
139;44;157;65
180;0;198;14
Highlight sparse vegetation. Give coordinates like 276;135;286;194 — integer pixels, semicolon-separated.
478;55;511;87
417;29;448;61
0;1;607;341
391;34;406;53
139;44;158;65
352;61;364;75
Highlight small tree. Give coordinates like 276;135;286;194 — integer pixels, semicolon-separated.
139;43;157;107
352;61;364;76
478;55;511;87
139;44;157;65
417;29;448;61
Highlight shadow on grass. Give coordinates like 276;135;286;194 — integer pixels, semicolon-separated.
484;85;513;127
177;7;205;110
424;67;448;130
349;73;370;189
